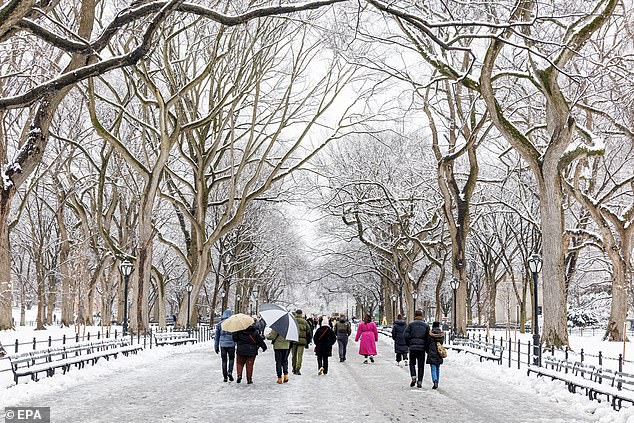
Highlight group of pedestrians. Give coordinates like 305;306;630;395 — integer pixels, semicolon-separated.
392;310;445;389
214;308;444;389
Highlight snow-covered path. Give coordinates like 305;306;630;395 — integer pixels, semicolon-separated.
4;335;627;423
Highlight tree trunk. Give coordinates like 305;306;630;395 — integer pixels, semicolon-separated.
0;193;14;330
604;255;629;341
488;280;497;326
539;173;569;347
47;274;56;325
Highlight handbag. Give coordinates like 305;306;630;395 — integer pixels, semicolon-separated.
437;342;447;359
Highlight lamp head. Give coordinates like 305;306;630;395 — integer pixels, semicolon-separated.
120;259;133;276
412;292;418;300
450;278;460;290
186;283;193;293
528;253;543;273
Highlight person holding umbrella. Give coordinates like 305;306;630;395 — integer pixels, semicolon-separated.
223;313;268;384
267;328;291;384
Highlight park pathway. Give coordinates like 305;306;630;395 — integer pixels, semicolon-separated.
4;335;601;423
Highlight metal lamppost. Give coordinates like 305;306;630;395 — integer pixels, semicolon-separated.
186;282;193;330
120;259;134;336
528;253;543;366
220;289;226;311
450;278;460;338
391;294;397;323
236;294;242;314
412;292;418;314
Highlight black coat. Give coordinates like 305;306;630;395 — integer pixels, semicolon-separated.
391;320;408;354
313;326;337;356
426;328;445;365
232;327;267;357
404;318;430;352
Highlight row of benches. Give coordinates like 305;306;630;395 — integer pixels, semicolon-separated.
528;356;634;410
448;337;504;364
8;339;142;384
6;331;200;385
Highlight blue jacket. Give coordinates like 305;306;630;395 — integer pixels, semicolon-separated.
214;309;236;352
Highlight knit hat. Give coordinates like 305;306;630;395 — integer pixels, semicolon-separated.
432;321;440;328
295;309;303;316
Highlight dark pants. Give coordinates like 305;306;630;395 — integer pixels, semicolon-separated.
274;349;290;378
236;355;256;382
220;346;235;378
396;352;408;362
409;350;425;381
317;354;330;374
337;335;348;360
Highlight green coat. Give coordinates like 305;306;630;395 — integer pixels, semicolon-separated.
267;329;291;350
296;316;312;346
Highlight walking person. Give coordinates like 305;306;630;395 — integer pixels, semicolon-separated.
292;310;312;375
427;321;445;389
355;314;378;364
404;310;430;388
391;314;408;366
232;324;267;384
314;322;337;375
267;329;291;384
214;309;236;382
334;315;352;362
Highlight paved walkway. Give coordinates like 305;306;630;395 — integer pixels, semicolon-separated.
10;336;600;423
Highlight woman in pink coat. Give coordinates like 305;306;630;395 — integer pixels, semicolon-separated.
355;314;378;363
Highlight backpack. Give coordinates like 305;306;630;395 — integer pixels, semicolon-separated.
437;342;447;359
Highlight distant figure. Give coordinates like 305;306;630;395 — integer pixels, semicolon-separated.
314;322;337;375
292;310;312;375
0;341;6;358
391;314;408;366
214;309;236;382
427;321;445;389
328;317;334;329
404;310;430;388
254;316;266;337
334;315;351;362
355;314;378;364
318;316;323;327
232;324;267;384
267;329;291;384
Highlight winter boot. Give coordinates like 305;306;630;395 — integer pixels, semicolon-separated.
296;370;301;375
236;376;242;384
370;356;375;363
363;359;368;364
416;380;422;389
433;381;438;389
223;377;228;382
283;374;289;383
247;380;253;384
277;377;283;384
318;367;324;375
228;374;234;382
410;377;416;387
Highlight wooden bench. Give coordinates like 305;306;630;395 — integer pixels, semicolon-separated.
8;339;142;384
449;338;503;364
154;331;198;347
527;357;634;410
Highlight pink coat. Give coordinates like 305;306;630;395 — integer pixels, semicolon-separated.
355;321;378;356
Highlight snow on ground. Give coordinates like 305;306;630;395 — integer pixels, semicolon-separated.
2;334;632;422
469;328;634;372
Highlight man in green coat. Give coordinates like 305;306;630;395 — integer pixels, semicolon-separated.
267;329;291;383
292;309;312;375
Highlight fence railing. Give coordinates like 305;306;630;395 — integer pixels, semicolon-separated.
0;325;213;376
447;330;631;373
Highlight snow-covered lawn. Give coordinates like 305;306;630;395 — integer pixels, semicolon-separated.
1;333;632;422
467;328;634;372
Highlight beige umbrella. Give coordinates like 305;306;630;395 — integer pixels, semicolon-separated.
221;313;255;332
